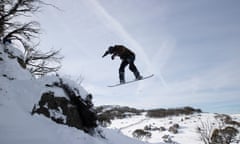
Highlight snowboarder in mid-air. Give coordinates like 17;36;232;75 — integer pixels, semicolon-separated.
102;45;143;84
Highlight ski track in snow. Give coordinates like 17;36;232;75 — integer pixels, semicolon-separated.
120;118;150;130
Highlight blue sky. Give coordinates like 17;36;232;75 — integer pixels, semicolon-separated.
37;0;240;114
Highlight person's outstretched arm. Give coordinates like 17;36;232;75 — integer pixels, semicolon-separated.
102;50;109;58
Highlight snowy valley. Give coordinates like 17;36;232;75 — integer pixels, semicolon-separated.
97;105;240;144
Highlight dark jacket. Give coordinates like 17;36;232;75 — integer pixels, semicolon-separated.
102;45;135;60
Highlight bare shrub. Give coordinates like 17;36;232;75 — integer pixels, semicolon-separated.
197;118;239;144
169;124;180;134
197;120;215;144
132;129;151;140
0;0;62;76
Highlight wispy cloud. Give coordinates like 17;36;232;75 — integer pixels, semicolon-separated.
87;0;168;87
38;0;240;113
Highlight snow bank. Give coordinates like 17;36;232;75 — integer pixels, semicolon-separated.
0;44;32;80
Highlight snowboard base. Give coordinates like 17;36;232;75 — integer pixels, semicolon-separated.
108;74;154;87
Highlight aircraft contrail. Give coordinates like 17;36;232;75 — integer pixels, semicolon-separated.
88;0;168;87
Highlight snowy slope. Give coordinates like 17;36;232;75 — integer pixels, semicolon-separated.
108;111;240;144
0;44;154;144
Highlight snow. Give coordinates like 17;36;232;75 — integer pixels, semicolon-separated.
0;44;32;80
0;44;152;144
1;43;239;144
108;112;240;144
49;107;67;123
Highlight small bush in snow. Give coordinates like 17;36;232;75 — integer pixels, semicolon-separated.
211;126;239;144
162;135;179;144
197;117;239;144
216;114;240;127
132;129;151;140
168;124;180;134
159;126;167;132
144;124;160;131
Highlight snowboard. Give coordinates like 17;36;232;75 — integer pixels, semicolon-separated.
108;74;154;87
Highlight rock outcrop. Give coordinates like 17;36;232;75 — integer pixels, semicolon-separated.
32;77;97;133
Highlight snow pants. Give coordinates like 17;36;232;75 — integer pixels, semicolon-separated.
119;55;141;83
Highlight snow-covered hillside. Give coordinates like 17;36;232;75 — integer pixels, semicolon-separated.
0;44;152;144
97;105;240;144
110;113;215;143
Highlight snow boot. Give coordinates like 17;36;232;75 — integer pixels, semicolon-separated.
119;72;125;84
134;71;143;80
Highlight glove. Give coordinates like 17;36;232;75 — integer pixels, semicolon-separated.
102;51;109;58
